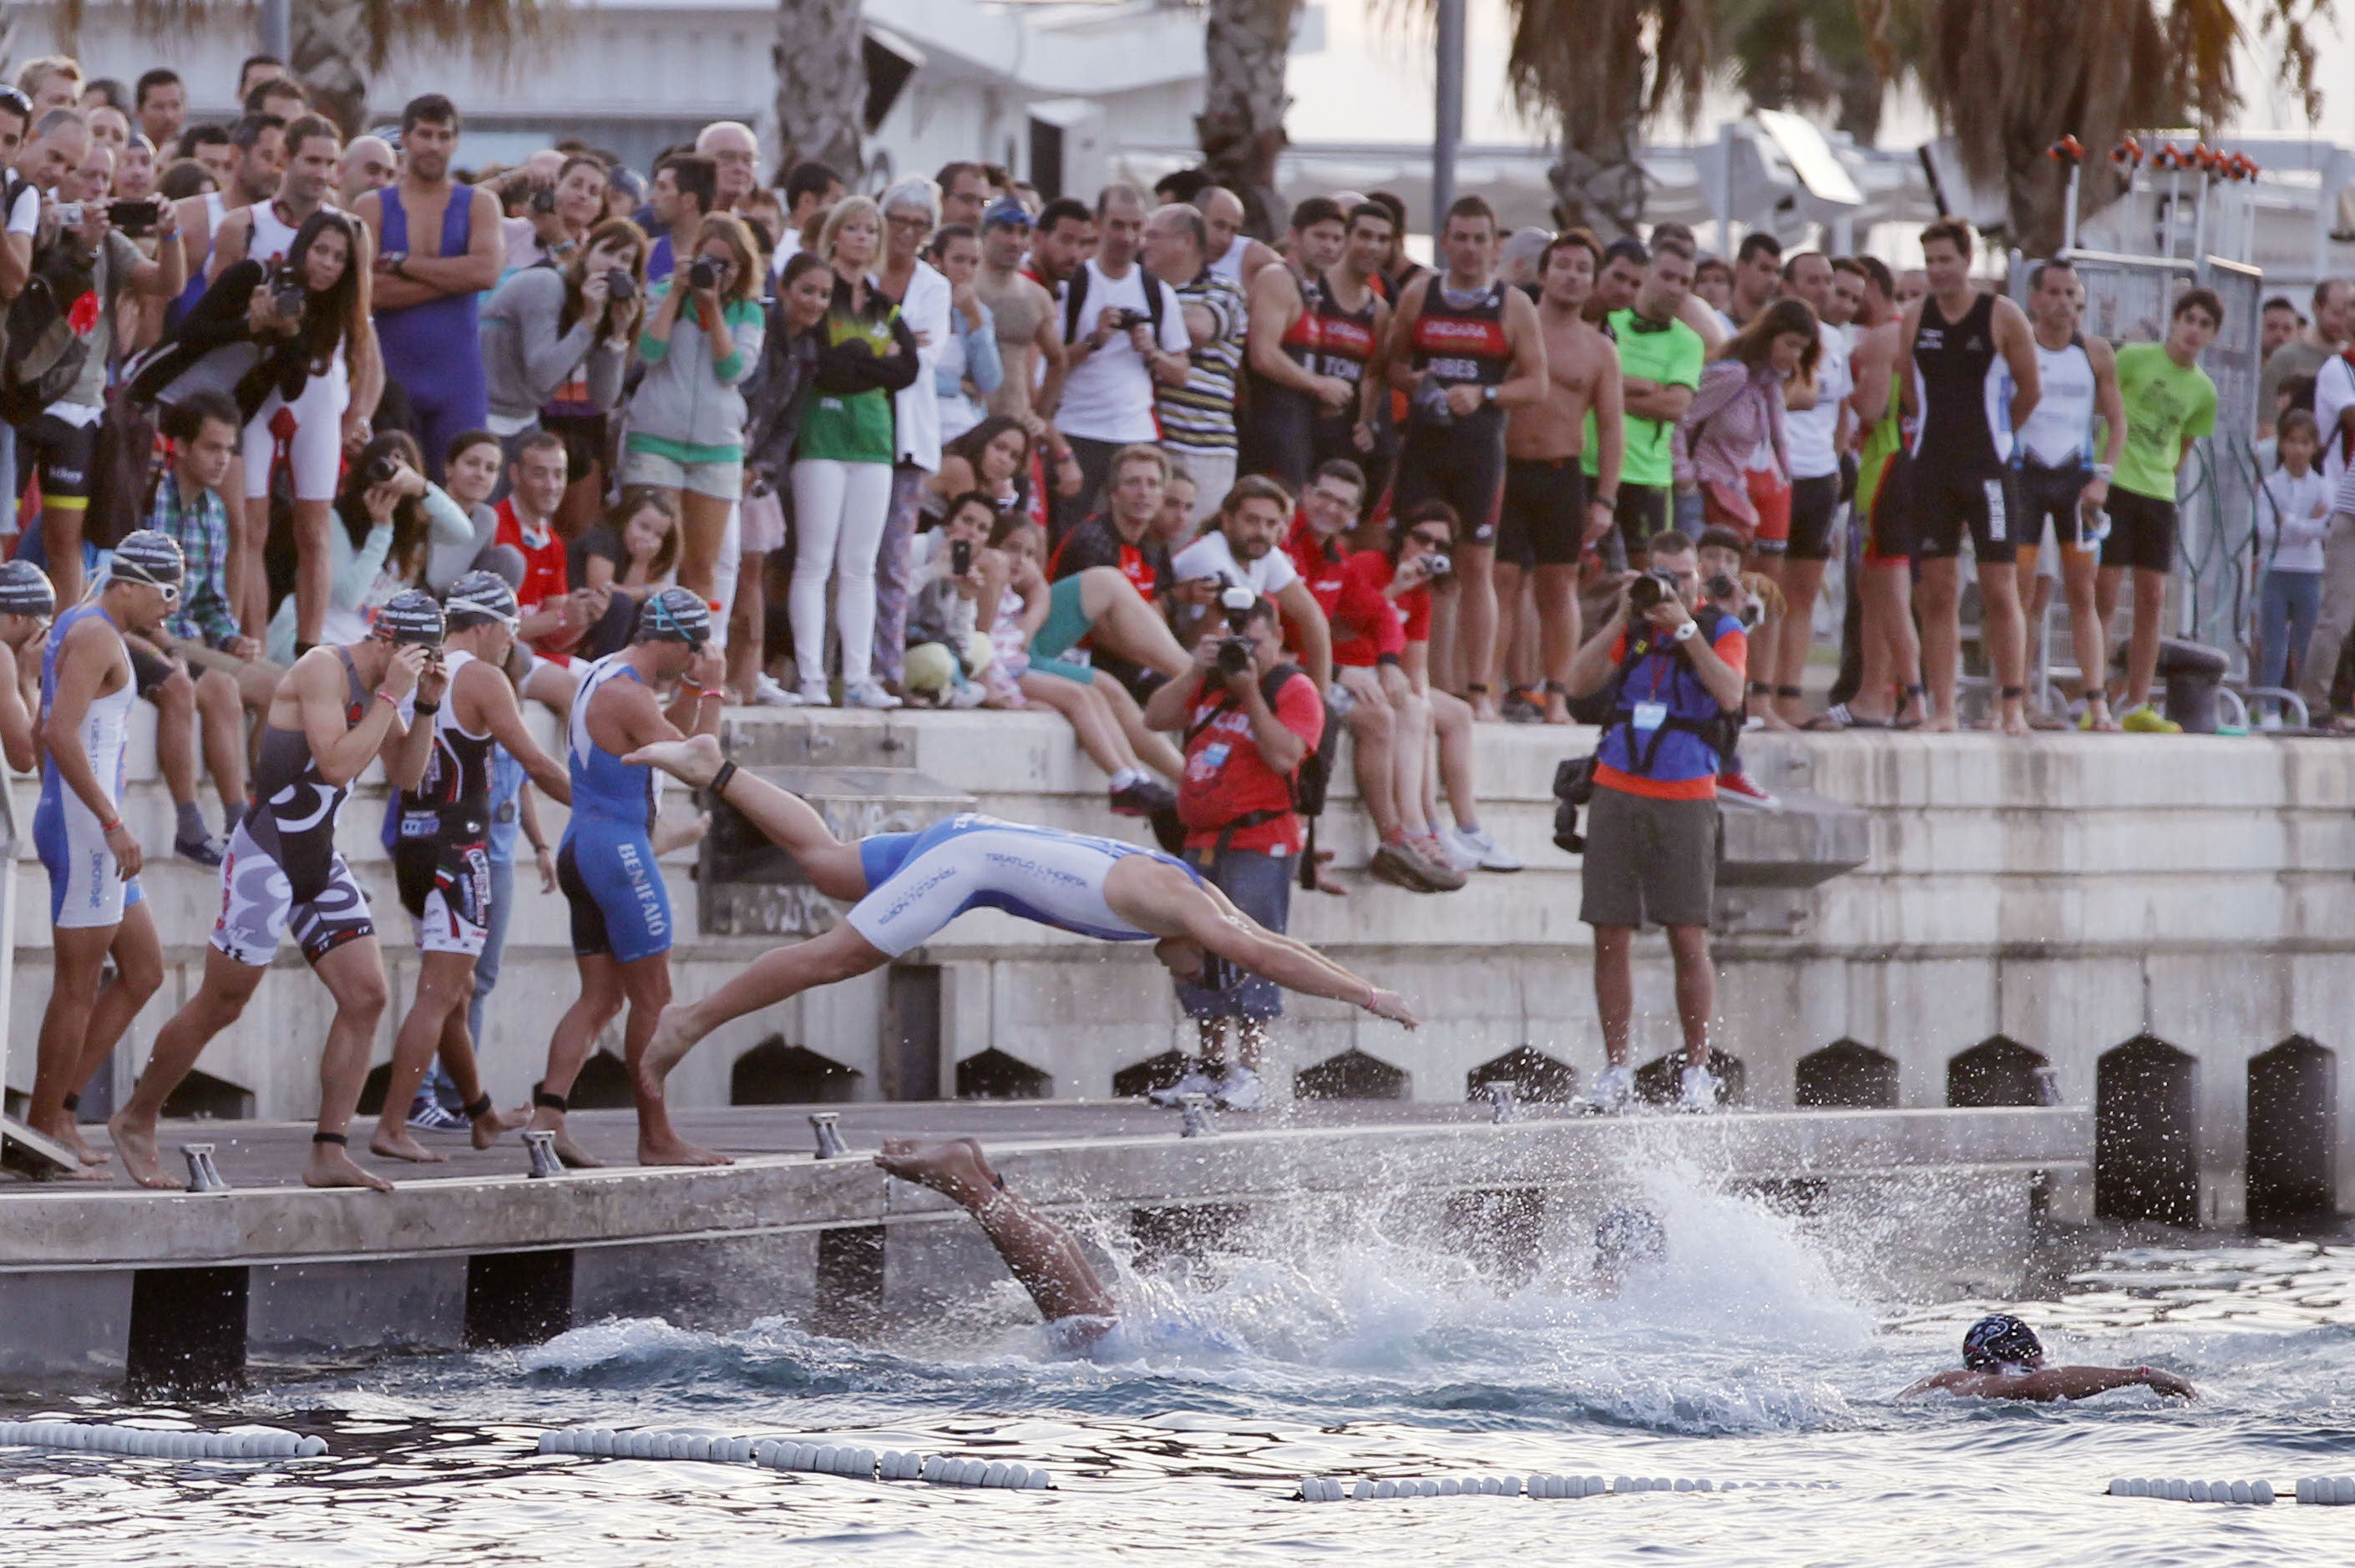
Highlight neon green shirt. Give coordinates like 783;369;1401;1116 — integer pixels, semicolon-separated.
1583;309;1704;489
2112;341;2216;502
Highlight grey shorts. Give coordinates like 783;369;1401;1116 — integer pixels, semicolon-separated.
1173;844;1294;1020
1578;786;1720;929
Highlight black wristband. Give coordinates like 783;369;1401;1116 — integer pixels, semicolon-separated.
710;760;738;799
1376;652;1403;669
414;701;439;716
534;1090;570;1112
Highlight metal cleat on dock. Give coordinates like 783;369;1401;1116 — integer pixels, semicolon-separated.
809;1112;849;1160
1477;1081;1519;1125
523;1129;566;1179
180;1143;230;1193
1177;1093;1216;1139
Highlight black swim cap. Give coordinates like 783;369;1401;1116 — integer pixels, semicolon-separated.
443;570;520;631
109;529;186;594
1962;1313;2043;1370
0;559;56;619
633;585;712;650
374;589;447;646
1595;1204;1666;1267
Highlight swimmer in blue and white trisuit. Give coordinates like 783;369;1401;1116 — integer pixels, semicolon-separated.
630;732;1418;1115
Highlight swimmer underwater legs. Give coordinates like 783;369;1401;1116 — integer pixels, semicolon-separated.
875;1138;1119;1334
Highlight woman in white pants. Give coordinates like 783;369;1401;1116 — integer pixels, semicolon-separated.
788;197;922;707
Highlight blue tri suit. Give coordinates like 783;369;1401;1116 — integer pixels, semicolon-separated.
372;181;490;478
557;655;672;964
847;813;1205;958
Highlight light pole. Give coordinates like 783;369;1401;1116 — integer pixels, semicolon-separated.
261;0;290;63
1431;0;1464;225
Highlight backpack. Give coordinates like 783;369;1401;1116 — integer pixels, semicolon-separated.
1061;260;1166;346
0;226;99;426
86;386;162;551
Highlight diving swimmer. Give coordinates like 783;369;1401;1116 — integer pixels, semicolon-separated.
1897;1313;2199;1402
625;734;1417;1128
875;1138;1119;1336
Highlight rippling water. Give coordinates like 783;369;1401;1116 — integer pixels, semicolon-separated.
8;1162;2355;1565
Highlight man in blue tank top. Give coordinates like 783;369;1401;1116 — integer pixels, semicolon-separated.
353;94;502;478
529;588;726;1171
620;733;1417;1146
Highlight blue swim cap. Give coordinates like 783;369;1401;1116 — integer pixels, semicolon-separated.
1962;1313;2043;1370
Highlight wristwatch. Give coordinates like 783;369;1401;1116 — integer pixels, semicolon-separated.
1481;384;1498;405
1672;620;1698;643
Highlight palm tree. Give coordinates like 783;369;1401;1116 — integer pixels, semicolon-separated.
1197;0;1298;237
1873;0;2329;255
1719;0;1893;144
47;1;547;136
773;0;867;181
1503;0;1710;236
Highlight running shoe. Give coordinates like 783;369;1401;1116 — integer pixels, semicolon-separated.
1447;824;1523;872
1717;769;1780;808
844;682;904;711
175;829;225;868
407;1096;467;1132
1211;1065;1267;1112
1587;1062;1636;1113
1679;1065;1722;1113
2121;704;2182;734
751;673;798;707
1502;687;1543;724
1109;777;1178;817
796;676;833;706
1409;836;1468;891
1370;840;1439;892
1146;1067;1218;1107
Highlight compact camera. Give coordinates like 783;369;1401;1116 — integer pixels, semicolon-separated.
1214;584;1259;676
687;255;722;291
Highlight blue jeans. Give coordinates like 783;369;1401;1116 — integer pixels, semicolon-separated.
1674;486;1705;541
2258;569;2322;705
1172;844;1294;1021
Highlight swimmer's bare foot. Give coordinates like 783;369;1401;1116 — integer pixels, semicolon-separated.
635;1005;702;1101
469;1104;531;1151
528;1111;605;1169
636;1134;734;1168
40;1114;109;1166
304;1141;396;1193
874;1137;994;1208
1998;705;2031;737
653;810;712;857
1924;713;1959;733
367;1128;447;1164
107;1111;178;1190
622;732;724;788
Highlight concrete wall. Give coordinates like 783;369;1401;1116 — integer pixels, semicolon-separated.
8;709;2352;1228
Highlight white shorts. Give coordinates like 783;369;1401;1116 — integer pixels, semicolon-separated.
211;823;376;966
34;787;143;930
396;832;491;959
245;368;352;503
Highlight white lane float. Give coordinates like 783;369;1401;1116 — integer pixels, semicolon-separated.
539;1427;1050;1490
1299;1473;1826;1501
2109;1477;2277;1505
0;1420;327;1459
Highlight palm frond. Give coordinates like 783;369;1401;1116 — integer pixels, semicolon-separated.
47;1;552;68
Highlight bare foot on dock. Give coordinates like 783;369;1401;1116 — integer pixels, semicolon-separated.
874;1137;995;1206
531;1114;605;1170
635;1006;702;1103
470;1104;531;1151
367;1128;448;1164
636;1136;734;1167
106;1112;179;1190
304;1142;396;1193
36;1113;110;1166
623;733;724;787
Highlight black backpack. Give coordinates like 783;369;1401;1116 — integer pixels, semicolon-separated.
0;222;99;426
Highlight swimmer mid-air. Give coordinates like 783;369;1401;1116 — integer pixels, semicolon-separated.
625;735;1417;1151
1897;1313;2199;1402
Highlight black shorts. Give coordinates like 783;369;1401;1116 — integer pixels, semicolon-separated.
1599;483;1674;571
1497;458;1588;568
2016;458;2095;550
1863;453;1917;563
128;640;175;699
2100;488;2177;574
1911;463;2018;564
395;824;493;957
1238;379;1319;493
1394;419;1507;544
1786;473;1841;562
19;412;97;503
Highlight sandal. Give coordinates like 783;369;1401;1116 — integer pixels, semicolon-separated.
1821;702;1881;730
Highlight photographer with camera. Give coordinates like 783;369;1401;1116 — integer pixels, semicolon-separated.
1142;586;1327;1112
1562;529;1747;1113
480;214;646;468
262;430;477;665
1046;182;1191;529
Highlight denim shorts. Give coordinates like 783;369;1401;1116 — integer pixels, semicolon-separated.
622;441;745;502
1172;843;1295;1019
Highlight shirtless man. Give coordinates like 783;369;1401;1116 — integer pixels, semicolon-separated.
975;196;1066;434
1238;198;1391;495
110;591;447;1193
1898;1314;2197;1403
1200;185;1283;293
1497;230;1623;724
631;734;1414;1121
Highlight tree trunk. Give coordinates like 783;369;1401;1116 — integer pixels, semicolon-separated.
287;0;375;139
1197;0;1296;240
1547;107;1648;238
775;0;868;185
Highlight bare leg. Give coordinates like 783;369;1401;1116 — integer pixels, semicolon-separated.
1665;923;1714;1069
523;660;578;722
1429;688;1479;831
1976;559;2029;735
221;453;258;634
1852;564;1900;721
1916;556;1962;731
1426;586;1460;695
533;953;625;1169
1091;674;1183;781
726;563;766;701
289;497;333;648
63;907;166;1161
676;491;735;604
306;937;395;1191
874;1139;1117;1328
1019;672;1139;781
1340;673;1400;839
625;733;869;898
109;948;269;1189
1390;688;1431;839
2064;549;2114;727
372;949;478;1162
1077;567;1189;679
638;923;889;1095
1456;542;1500;717
1593;924;1634;1066
195;669;249;815
1774;558;1827;723
29;924;122;1174
44;503;85;611
1535;562;1580;722
623;953;732;1166
2124;567;2167;718
1484;559;1524;698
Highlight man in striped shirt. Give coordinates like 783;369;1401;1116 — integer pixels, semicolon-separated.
1149;202;1245;530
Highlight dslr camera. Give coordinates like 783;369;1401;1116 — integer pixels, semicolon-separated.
1214;584;1259;676
1626;569;1684;615
529;183;559;217
605;266;636;302
686;255;722;291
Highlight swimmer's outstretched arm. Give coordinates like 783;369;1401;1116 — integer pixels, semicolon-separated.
625;734;869;900
1897;1366;2198;1402
875;1138;1117;1334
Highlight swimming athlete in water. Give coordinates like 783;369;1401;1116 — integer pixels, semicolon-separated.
1897;1313;2198;1402
625;732;1416;1126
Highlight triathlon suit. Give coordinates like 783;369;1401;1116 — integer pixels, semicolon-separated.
166;190;228;331
242;199;352;507
557;654;671;964
374;182;490;478
1242;266;1385;496
33;604;144;928
214;648;377;965
1856;377;1912;564
847;812;1205;959
392;649;495;957
1907;291;2016;563
1395;281;1512;543
2013;333;2099;550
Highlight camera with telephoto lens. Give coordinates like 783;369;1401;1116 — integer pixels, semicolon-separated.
1627;569;1682;615
687;255;722;291
605;267;636;302
361;450;402;487
1214;584;1259;676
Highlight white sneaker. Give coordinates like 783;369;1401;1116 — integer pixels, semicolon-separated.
1588;1062;1635;1112
1146;1068;1218;1107
796;676;832;706
1449;824;1523;872
1679;1064;1721;1113
1211;1065;1266;1112
948;680;987;709
845;682;903;711
752;673;798;707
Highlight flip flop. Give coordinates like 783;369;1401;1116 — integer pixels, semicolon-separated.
1820;702;1883;729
